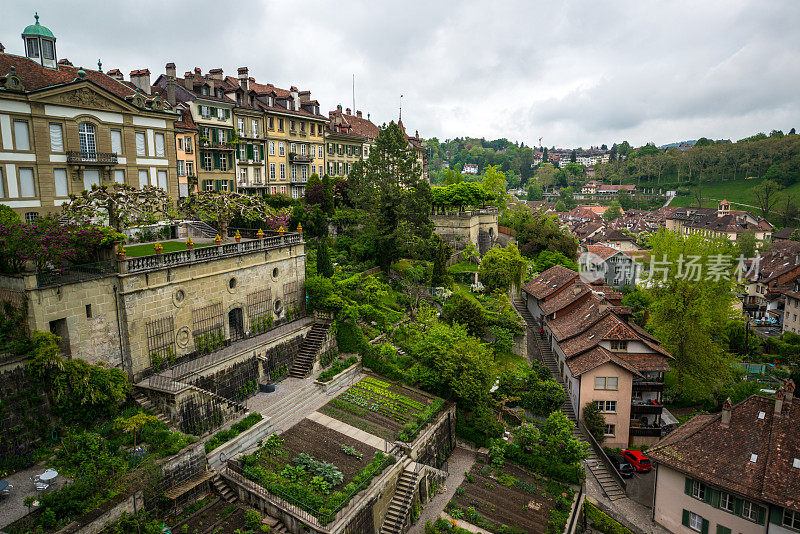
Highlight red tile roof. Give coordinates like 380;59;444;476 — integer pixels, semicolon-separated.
522;265;579;300
587;244;623;260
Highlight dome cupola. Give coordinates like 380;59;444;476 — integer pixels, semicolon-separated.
22;13;57;69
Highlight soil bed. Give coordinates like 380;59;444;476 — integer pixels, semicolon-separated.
177;498;237;534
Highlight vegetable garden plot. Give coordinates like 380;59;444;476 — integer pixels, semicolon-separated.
320;375;444;441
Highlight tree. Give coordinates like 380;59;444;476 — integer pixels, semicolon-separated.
61;183;173;231
512;412;588;465
534;250;577;272
559;187;577;210
553;200;567;212
430;236;451;287
526;182;543;201
114;412;159;448
478;244;527;293
481;165;507;209
180;190;272;239
570;150;577;163
646;230;736;403
442;291;487;337
501;205;578;259
0;205;20;226
317;239;334;278
534;163;557;188
322;174;334;215
781;194;798;227
752;179;783;218
737;232;757;258
582;402;606;444
603;201;623;221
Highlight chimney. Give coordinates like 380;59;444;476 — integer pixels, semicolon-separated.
165;62;176;107
337;104;342;112
775;387;785;415
356;110;362;118
290;86;299;111
346;107;351;115
107;69;123;81
129;69;151;95
786;379;795;403
237;67;249;91
368;112;370;121
721;397;732;427
208;68;224;81
0;43;5;54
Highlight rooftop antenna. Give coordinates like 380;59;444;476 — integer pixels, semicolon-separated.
352;74;355;116
539;137;543;148
399;94;403;121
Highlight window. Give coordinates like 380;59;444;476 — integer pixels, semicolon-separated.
268;117;274;129
280;186;286;194
719;493;734;513
604;424;615;436
691;480;706;501
741;501;761;522
270;163;276;181
177;160;185;177
201;105;210;118
42;38;54;60
290;142;297;153
237;118;244;133
0;168;4;197
300;144;307;156
311;165;316;175
278;118;284;131
114;170;125;184
292;187;299;199
219;154;228;172
252;120;258;136
290;120;295;131
220;180;229;192
54;168;68;197
186;162;194;177
270;186;277;195
280;163;286;180
253;145;260;161
203;152;213;171
25;212;39;223
291;165;297;181
19;168;35;197
85;304;92;318
300;122;305;132
135;132;146;156
784;509;800;530
610;340;628;351
138;169;149;188
217;130;225;145
49;124;64;152
595;400;617;413
205;180;215;191
111;129;122;154
254;167;261;184
217;108;225;120
328;162;334;175
269;141;275;155
240;168;247;183
14;120;30;151
689;513;703;532
26;38;39;58
594;377;618;390
319;146;324;158
177;137;183;150
328;143;334;154
301;166;308;181
82;169;100;191
155;133;165;157
185;136;193;153
78;123;97;156
239;144;247;161
279;142;285;156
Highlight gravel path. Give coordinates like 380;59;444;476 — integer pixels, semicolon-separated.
408;446;477;534
0;464;70;529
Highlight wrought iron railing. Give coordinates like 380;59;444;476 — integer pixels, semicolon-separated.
36;260;116;288
66;151;118;164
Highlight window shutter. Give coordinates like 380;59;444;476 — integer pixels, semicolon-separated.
710;490;720;508
716;526;730;534
684;478;693;496
247;144;254;160
703;488;713;505
701;519;709;534
228;153;233;168
682;510;690;527
769;507;784;525
229;180;234;191
756;506;766;525
225;109;230;119
210;106;217;116
214;180;221;191
733;498;743;515
203;180;210;190
213;153;220;169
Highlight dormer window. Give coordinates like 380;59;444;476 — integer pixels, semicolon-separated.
201;86;210;96
26;38;39;58
42;39;54;60
610;340;628;352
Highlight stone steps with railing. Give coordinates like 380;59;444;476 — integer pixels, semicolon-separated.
379;461;419;534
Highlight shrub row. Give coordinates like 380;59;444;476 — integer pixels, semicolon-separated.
317;356;359;383
204;413;263;453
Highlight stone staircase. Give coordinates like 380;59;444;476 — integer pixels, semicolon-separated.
185;383;247;415
524;314;627;502
380;462;419;534
211;471;238;503
186;220;218;238
260;380;331;433
132;390;172;427
289;322;331;378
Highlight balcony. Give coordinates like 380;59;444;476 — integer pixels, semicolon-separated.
631;401;663;415
67;151;118;165
632;380;664;392
289;153;312;164
629;424;663;437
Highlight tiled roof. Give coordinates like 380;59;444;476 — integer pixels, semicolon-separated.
540;280;592;315
174;107;197;130
566;345;643;377
547;295;601;341
648;388;800;512
587;244;622;260
522;265;579;300
774;227;798;240
329;109;380;140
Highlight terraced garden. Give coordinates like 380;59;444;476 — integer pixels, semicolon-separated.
319;375;445;442
446;458;575;534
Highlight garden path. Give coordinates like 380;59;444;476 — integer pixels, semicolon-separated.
307;411;388;450
407;446;477;534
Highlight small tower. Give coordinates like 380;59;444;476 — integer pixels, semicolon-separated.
718;198;730;218
22;13;57;69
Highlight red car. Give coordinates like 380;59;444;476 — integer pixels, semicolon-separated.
622;450;652;472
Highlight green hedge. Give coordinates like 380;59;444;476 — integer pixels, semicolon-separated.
317;356;359;382
205;413;263;453
584;501;634;534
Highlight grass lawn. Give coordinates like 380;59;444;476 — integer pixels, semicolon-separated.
124;240;214;257
448;261;480;273
494;350;529;373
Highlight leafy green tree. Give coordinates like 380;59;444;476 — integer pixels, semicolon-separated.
501;205;578;259
527;182;543;201
603;201;623;221
322;174;334;215
622;289;652;326
430;236;451;287
479;244;527;293
481;165;507;209
752;179;783;218
582;402;606;444
722;320;762;357
317;239;334;278
179;190;272;239
114;412;159;448
534;250;578;272
0;205;20;226
737;232;757;258
513;412;588;465
559;187;577;210
646;230;737;403
62;183;174;231
442;291;487;337
554;200;567;212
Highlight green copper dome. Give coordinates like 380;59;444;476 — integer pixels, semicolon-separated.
22;13;55;39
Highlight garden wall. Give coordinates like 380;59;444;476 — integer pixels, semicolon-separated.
0;365;51;474
206;418;273;470
407;403;457;468
54;490;143;534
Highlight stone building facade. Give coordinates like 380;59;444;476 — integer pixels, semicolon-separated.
431;207;499;255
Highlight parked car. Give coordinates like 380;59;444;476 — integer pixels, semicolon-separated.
608;454;635;478
622;449;652;472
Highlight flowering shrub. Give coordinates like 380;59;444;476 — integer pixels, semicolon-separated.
0;215;124;273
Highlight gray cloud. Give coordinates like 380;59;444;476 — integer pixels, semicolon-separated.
1;0;798;147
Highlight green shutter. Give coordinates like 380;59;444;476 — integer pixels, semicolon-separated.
214;180;221;191
247;144;254;160
770;507;784;525
227;129;233;142
756;506;766;525
225;109;230;119
710;489;720;508
733;498;743;515
203;180;211;190
682;510;691;527
701;519;709;534
685;478;693;496
213;153;220;169
211;128;217;143
703;487;713;505
716;526;730;534
229;180;234;191
210;106;216;116
228;153;233;168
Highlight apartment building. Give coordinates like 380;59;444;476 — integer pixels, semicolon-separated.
325;105;379;178
0;15;179;219
173;106;197;198
522;265;672;447
648;383;799;534
666;200;773;242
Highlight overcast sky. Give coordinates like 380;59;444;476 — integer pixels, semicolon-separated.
2;0;799;148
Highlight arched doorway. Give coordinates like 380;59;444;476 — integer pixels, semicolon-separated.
228;307;244;341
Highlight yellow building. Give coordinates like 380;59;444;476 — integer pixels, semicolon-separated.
325;105;379;177
0;15;180;219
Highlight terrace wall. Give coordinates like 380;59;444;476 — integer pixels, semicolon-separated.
431;209;498;254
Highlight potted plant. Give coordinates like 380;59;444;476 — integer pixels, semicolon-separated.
296;223;303;233
277;226;285;235
154;242;163;255
214;234;222;245
116;245;126;260
235;230;242;242
256;228;264;239
186;237;194;250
